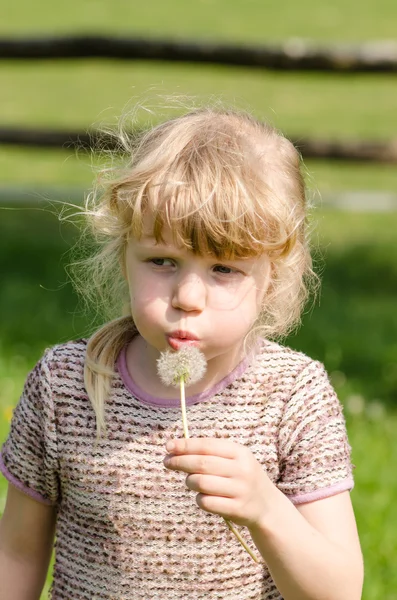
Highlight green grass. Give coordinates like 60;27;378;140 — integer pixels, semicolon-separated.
289;210;397;406
2;0;397;41
2;63;397;139
347;411;397;598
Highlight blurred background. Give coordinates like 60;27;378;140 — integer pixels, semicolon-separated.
1;1;396;598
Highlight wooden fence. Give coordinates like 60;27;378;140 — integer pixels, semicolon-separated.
1;35;396;163
2;35;397;71
1;126;397;164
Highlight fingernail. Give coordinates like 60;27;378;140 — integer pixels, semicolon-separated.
166;440;175;452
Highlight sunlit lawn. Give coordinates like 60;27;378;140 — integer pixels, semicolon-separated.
2;0;397;41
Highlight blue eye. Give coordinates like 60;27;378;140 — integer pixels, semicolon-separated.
214;265;234;274
150;258;174;267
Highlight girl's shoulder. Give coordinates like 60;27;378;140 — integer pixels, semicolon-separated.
40;337;88;362
1;338;90;505
31;338;89;390
255;338;319;377
251;338;335;402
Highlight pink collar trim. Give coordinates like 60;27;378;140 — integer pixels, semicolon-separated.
116;344;253;407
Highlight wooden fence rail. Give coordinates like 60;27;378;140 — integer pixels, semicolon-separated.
1;126;397;163
2;35;397;72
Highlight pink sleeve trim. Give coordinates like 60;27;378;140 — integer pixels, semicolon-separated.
0;452;56;506
286;478;354;505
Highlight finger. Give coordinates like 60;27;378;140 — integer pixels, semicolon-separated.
165;437;241;459
164;453;235;477
185;473;236;497
195;493;238;520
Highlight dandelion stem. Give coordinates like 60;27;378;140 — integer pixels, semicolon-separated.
179;375;260;564
224;520;261;563
180;375;190;439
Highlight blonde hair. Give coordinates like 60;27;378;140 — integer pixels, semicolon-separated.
71;105;318;437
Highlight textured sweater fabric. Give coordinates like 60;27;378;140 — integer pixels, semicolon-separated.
0;337;354;600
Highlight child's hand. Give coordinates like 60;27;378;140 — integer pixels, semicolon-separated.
163;437;278;528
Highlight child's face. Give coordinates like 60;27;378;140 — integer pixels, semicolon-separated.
124;223;271;367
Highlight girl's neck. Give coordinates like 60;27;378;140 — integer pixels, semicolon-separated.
125;335;246;399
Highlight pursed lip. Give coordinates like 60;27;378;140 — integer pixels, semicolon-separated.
166;330;200;350
167;330;199;341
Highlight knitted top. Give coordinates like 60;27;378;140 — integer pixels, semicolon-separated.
0;337;354;600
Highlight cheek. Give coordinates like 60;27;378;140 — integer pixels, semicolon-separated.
129;298;166;343
128;277;170;328
128;271;169;305
212;288;260;330
130;292;164;322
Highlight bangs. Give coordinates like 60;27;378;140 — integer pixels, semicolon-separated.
127;145;291;259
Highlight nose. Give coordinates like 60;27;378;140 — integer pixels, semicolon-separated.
171;271;206;312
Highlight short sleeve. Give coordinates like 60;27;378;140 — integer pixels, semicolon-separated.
276;360;354;505
0;351;60;505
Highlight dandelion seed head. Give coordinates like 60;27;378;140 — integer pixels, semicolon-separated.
157;346;207;387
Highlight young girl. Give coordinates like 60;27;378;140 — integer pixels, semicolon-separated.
0;106;363;599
